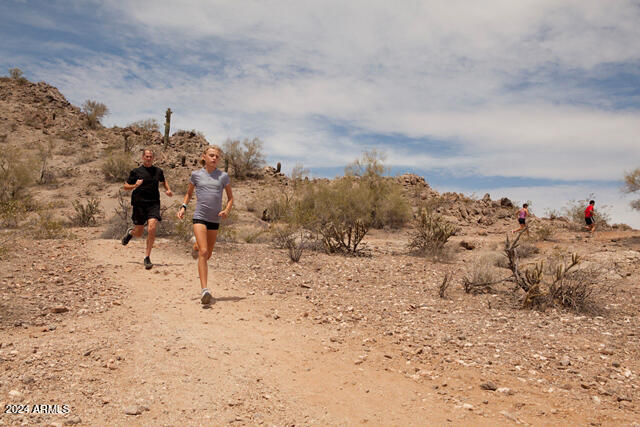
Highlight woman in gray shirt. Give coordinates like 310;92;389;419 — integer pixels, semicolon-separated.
177;146;233;304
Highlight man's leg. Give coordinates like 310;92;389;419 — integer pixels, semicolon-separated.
146;218;158;258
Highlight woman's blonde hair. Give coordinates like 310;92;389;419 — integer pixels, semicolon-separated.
199;145;223;166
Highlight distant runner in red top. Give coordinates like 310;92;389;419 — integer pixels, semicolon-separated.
584;200;596;235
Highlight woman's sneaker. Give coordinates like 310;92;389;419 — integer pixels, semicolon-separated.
144;256;153;270
201;288;212;305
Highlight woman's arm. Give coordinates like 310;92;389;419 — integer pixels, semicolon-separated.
218;184;234;219
177;182;195;219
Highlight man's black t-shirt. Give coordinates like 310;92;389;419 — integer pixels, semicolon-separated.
126;166;165;206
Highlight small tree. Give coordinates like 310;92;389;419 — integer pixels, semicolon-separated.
9;68;23;79
222;138;266;179
82;100;109;129
623;168;640;210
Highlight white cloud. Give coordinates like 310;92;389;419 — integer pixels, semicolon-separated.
12;1;640;186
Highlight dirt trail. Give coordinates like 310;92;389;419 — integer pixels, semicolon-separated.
87;238;471;426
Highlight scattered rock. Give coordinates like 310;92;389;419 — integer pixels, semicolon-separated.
124;405;143;415
459;241;475;250
480;381;497;391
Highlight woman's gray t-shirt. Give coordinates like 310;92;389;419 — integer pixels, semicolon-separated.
190;168;230;223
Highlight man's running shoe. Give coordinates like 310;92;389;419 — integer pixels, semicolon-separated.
121;228;133;246
201;288;212;305
144;256;153;270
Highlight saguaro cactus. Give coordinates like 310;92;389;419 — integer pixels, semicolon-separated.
164;108;172;146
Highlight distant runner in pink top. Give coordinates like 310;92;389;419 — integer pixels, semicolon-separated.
511;203;531;236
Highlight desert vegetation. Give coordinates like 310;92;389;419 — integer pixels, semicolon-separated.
82;99;109;129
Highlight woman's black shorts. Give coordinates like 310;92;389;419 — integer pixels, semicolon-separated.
585;217;593;225
518;218;526;225
131;204;161;225
193;219;220;230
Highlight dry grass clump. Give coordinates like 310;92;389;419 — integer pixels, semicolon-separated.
462;255;503;294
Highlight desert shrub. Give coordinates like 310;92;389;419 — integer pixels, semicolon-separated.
0;146;35;203
345;150;411;229
82;100;109;129
0;199;29;228
248;190;291;222
407;206;457;257
272;224;315;262
290;163;310;187
533;222;555;241
223;137;266;179
562;195;611;228
102;152;134;182
295;178;373;254
8;67;27;84
547;267;603;313
71;198;102;226
370;183;412;229
32;212;68;240
515;242;539;258
129;118;160;132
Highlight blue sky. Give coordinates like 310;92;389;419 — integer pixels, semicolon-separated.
3;0;640;226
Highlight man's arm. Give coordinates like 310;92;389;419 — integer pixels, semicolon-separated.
161;180;173;197
124;179;143;191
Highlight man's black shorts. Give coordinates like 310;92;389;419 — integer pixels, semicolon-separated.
585;217;593;226
132;204;162;225
193;218;220;230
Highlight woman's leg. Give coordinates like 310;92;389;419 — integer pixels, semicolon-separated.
204;229;218;260
193;223;209;289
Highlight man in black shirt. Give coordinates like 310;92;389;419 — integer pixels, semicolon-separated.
121;148;173;269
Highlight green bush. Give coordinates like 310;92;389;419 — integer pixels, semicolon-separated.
82;100;109;129
223;138;266;179
345;150;411;229
102;152;134;182
407;206;457;257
